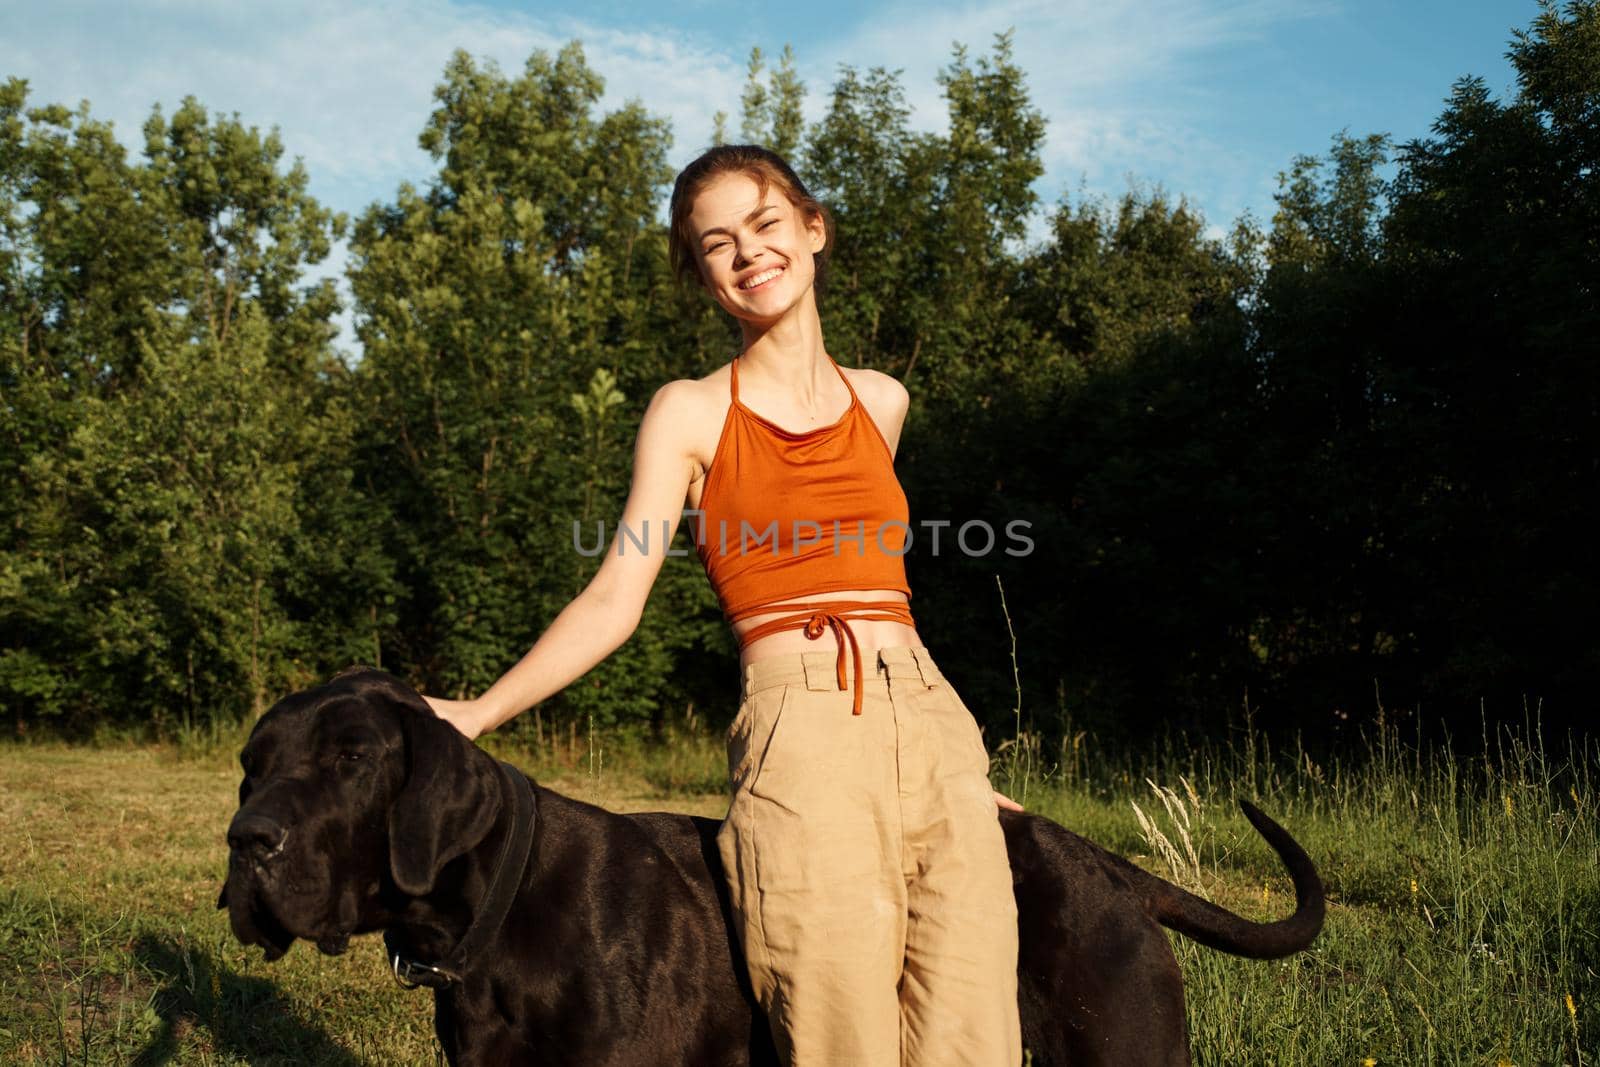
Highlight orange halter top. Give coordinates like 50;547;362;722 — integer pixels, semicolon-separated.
695;354;916;714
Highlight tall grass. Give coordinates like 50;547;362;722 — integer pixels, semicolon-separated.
2;694;1594;1064
991;699;1598;1065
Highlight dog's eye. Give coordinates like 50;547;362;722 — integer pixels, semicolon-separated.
337;750;365;763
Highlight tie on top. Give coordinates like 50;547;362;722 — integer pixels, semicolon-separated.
695;354;916;714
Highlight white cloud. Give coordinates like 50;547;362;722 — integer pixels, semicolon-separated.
811;0;1330;228
1;0;750;215
2;0;755;350
3;0;1329;215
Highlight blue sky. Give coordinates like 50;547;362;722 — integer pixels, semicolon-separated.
1;0;1541;354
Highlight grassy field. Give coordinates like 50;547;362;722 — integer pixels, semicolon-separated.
1;712;1594;1065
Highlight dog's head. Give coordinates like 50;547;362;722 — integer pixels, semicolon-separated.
217;668;504;961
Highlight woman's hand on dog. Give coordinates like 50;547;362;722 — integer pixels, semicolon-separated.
993;790;1023;812
423;694;488;741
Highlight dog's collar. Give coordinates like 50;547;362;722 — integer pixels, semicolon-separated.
385;759;536;990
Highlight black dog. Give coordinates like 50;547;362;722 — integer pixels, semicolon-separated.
218;669;1323;1066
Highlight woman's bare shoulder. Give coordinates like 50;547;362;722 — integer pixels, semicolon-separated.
649;363;732;414
841;365;910;411
641;366;734;470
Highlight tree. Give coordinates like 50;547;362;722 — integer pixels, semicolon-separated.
0;82;360;729
804;64;938;373
1373;0;1600;715
738;45;806;158
347;44;723;732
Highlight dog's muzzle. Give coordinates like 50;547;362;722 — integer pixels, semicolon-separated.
227;812;289;865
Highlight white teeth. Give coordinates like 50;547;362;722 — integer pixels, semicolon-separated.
739;266;784;290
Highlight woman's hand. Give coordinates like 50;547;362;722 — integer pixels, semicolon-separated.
424;694;488;741
993;790;1024;812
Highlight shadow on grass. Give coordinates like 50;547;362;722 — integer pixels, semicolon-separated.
131;934;367;1067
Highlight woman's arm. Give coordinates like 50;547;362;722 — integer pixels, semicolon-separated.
425;379;703;739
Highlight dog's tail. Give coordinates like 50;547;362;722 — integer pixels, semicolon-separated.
1145;800;1325;958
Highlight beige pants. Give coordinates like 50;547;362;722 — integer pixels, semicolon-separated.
716;646;1022;1067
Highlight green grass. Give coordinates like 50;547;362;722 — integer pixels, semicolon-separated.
994;708;1599;1066
1;711;1595;1065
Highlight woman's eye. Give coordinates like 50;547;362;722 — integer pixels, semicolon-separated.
758;220;777;231
704;242;728;255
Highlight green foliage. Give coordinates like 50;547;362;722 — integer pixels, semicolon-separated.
1212;0;1600;731
919;3;1599;741
803;63;936;369
1022;186;1253;369
345;44;719;733
739;45;806;159
0;81;368;730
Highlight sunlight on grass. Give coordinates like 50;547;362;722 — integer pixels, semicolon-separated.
2;701;1595;1064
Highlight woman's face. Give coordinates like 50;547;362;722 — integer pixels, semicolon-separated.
687;171;826;326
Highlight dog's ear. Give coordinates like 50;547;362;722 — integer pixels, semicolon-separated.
387;703;501;897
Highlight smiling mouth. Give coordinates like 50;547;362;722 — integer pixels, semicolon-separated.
738;265;785;291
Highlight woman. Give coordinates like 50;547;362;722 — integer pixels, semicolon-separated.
426;145;1022;1066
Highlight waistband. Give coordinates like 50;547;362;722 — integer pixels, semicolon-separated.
741;645;945;703
730;598;919;716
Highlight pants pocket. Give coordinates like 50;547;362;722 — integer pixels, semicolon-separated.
919;679;993;781
743;686;883;892
726;684;791;791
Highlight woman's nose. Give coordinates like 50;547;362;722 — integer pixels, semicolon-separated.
732;236;766;270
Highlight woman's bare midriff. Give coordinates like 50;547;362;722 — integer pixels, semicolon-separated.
731;587;922;669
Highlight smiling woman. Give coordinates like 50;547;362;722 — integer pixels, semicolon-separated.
422;143;1022;1065
667;148;834;297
